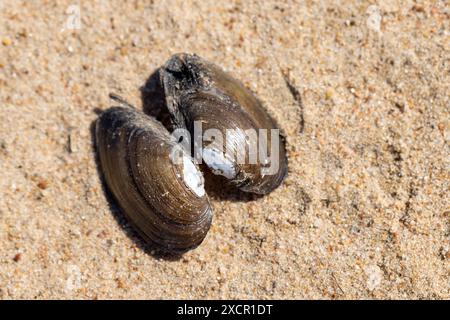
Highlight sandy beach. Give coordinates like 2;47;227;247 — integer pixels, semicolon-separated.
0;0;448;299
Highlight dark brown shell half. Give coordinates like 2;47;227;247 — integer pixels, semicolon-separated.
96;107;213;253
160;53;288;194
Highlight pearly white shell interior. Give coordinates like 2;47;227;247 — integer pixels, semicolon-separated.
182;155;206;197
202;147;237;179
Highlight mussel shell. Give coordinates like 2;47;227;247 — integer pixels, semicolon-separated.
96;107;213;252
160;53;288;194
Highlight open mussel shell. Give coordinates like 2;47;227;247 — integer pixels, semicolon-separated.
160;53;288;194
96;106;213;253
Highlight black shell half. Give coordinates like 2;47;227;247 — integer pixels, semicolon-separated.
160;53;288;194
95;107;213;253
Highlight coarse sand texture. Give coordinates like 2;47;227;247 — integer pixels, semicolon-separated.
0;1;449;299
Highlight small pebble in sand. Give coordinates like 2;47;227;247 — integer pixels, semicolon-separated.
325;88;334;100
115;278;126;289
365;265;383;291
37;179;49;190
2;38;12;46
366;5;382;33
13;253;21;262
